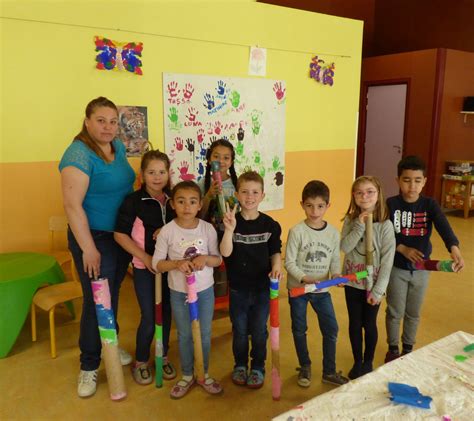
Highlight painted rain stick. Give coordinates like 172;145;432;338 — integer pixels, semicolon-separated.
365;213;374;292
270;277;281;400
91;278;126;401
186;272;205;382
211;160;227;217
155;273;163;388
289;271;368;298
413;260;454;272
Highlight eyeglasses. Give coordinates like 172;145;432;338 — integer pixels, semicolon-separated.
353;190;377;198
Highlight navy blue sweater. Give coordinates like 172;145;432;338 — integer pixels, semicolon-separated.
386;195;459;270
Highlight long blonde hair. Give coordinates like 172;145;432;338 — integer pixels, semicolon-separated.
74;96;118;162
343;175;389;222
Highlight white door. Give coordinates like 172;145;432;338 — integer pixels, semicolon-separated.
363;84;407;198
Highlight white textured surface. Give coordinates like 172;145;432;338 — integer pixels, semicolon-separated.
274;331;474;421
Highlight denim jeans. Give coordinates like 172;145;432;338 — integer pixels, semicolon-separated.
229;288;269;373
68;229;131;371
289;292;338;375
170;286;214;376
133;268;172;362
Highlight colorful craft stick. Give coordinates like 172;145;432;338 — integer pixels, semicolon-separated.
289;271;368;298
91;278;126;401
211;160;227;217
269;277;281;400
186;271;205;382
412;260;454;272
365;213;374;293
155;273;163;388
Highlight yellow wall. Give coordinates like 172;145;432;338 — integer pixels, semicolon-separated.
0;1;362;252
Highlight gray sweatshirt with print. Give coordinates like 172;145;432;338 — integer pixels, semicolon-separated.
285;221;341;292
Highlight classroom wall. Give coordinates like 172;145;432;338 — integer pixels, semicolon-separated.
0;1;363;252
434;49;474;201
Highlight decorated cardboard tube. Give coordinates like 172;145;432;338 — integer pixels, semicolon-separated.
289;271;368;298
413;260;454;272
92;278;126;401
269;277;281;400
155;273;163;388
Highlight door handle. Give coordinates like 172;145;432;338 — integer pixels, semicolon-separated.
392;145;402;153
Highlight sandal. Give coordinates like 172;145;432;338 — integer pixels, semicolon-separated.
163;361;177;380
197;377;223;395
246;369;264;389
131;362;153;385
170;377;195;399
232;366;247;386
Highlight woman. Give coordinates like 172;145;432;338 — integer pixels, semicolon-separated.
59;97;136;398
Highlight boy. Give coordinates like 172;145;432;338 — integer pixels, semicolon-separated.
220;171;282;389
285;180;348;387
385;156;464;362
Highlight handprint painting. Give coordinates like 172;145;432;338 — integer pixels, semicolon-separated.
163;73;286;211
94;36;143;75
116;106;150;157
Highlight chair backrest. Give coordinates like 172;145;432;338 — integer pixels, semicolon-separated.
49;215;68;252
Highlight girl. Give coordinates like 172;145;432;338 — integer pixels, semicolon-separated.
60;97;135;398
199;139;239;298
199;138;238;233
341;176;395;380
114;150;176;385
153;181;223;399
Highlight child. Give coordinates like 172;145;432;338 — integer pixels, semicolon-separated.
199;138;239;298
385;156;464;362
341;176;395;379
153;181;223;399
220;171;282;389
114;150;176;385
286;180;348;388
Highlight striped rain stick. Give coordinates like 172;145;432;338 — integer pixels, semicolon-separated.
155;273;163;388
269;277;281;401
186;272;205;382
91;278;126;401
289;271;368;298
413;259;455;272
211;160;227;217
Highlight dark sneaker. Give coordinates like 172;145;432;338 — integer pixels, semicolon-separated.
322;371;349;386
296;365;311;387
384;350;400;363
361;361;373;376
348;362;362;380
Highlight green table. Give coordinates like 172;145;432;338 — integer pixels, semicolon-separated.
0;252;66;358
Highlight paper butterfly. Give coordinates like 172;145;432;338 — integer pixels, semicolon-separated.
94;36;143;75
309;55;335;86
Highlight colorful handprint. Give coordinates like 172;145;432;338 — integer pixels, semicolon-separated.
214;121;223;135
203;93;215;110
168;81;179;98
230;90;240;108
186;107;198;122
168;107;179;124
273;82;286;101
197;128;205;144
216;80;226;96
174;137;184;151
183;83;194;100
236;141;244;156
185;138;195;153
178;161;195;181
253;151;261;164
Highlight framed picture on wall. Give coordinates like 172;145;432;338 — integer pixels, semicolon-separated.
117;105;150;157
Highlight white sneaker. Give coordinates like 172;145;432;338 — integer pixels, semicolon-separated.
77;369;98;398
119;347;132;366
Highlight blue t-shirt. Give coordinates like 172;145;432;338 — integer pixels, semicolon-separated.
59;139;135;231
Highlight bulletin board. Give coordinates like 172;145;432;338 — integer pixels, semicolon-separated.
163;73;286;211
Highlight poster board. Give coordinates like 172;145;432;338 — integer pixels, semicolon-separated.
163;73;286;211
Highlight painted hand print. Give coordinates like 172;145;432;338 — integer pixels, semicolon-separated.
309;56;335;86
163;73;286;211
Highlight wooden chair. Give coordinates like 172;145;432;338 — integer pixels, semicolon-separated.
31;216;83;358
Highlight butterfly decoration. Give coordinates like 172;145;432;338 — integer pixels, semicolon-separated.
94;36;143;75
309;55;335;86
